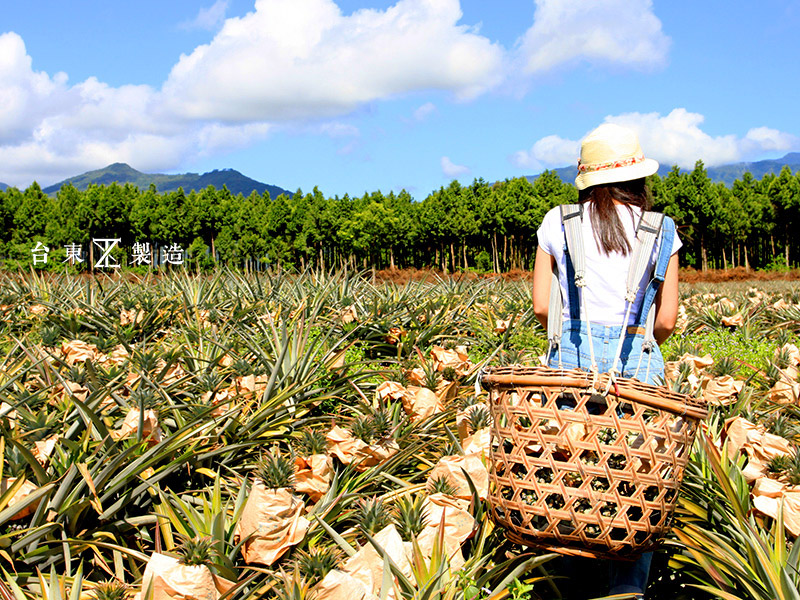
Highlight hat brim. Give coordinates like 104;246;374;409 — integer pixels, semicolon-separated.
574;158;659;191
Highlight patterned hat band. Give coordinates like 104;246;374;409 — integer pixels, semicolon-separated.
577;153;645;174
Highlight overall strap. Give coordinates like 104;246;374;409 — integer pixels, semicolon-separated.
555;204;601;380
546;204;583;364
637;215;675;349
607;211;666;383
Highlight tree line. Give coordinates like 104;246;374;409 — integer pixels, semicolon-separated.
1;162;798;273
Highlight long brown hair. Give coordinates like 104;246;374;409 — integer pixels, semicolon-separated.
578;178;652;255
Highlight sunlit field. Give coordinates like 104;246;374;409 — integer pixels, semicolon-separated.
1;269;798;600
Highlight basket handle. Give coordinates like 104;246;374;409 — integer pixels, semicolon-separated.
481;372;707;420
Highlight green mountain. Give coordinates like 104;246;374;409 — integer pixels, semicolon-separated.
41;163;290;198
0;182;7;191
532;152;800;186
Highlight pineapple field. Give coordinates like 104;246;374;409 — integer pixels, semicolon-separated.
1;269;799;600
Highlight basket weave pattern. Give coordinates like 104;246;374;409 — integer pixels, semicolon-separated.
483;366;707;559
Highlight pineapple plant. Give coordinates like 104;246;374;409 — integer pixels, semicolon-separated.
256;452;296;489
370;406;394;440
294;546;341;584
393;494;427;539
441;365;459;383
467;405;492;432
89;580;130;600
353;497;391;536
295;428;327;455
766;454;792;477
176;535;217;567
427;474;458;496
710;355;739;378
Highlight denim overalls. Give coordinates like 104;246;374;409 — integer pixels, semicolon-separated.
546;212;675;598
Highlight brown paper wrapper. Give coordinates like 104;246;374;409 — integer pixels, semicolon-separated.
777;344;800;366
702;375;743;406
112;408;164;445
723;416;794;481
404;368;425;386
312;570;378;600
61;339;99;366
120;308;146;326
98;344;131;367
52;380;89;405
312;525;411;599
665;353;714;392
401;386;444;421
721;313;744;327
33;434;59;466
752;478;800;537
327;426;369;465
456;404;489;441
233;483;309;565
294;454;333;502
416;493;475;568
341;524;411;598
769;378;800;405
376;381;406;401
0;477;41;520
141;552;234;600
462;428;491;457
430;345;472;376
326;426;398;472
427;453;488;500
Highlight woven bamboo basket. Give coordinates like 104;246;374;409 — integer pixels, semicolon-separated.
482;365;707;559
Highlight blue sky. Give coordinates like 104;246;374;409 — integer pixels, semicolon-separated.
2;0;799;198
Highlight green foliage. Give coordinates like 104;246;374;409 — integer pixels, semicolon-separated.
294;546;341;585
662;327;782;380
4;163;800;272
256;452;296;489
176;535;217;566
353;497;391;536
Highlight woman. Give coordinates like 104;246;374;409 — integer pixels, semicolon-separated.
531;123;681;599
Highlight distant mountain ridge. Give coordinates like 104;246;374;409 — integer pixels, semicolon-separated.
534;152;800;186
0;182;7;191
40;163;290;198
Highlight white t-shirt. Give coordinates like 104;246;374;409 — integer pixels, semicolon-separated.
536;204;682;326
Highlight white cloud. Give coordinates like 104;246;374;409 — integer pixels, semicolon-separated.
0;1;506;186
517;0;670;74
512;134;580;170
412;102;437;122
605;109;797;168
0;32;278;187
162;0;504;121
180;1;230;31
441;156;469;178
514;109;798;173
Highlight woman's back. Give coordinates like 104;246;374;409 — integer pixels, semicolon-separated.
537;202;681;326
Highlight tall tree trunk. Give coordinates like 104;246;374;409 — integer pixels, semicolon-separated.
450;243;455;273
744;244;750;270
700;235;708;271
462;240;467;270
492;233;499;273
722;246;728;270
390;248;395;270
785;232;790;267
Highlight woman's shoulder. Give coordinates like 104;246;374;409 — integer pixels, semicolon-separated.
543;204;568;222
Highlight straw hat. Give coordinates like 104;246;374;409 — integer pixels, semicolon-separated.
574;123;659;190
